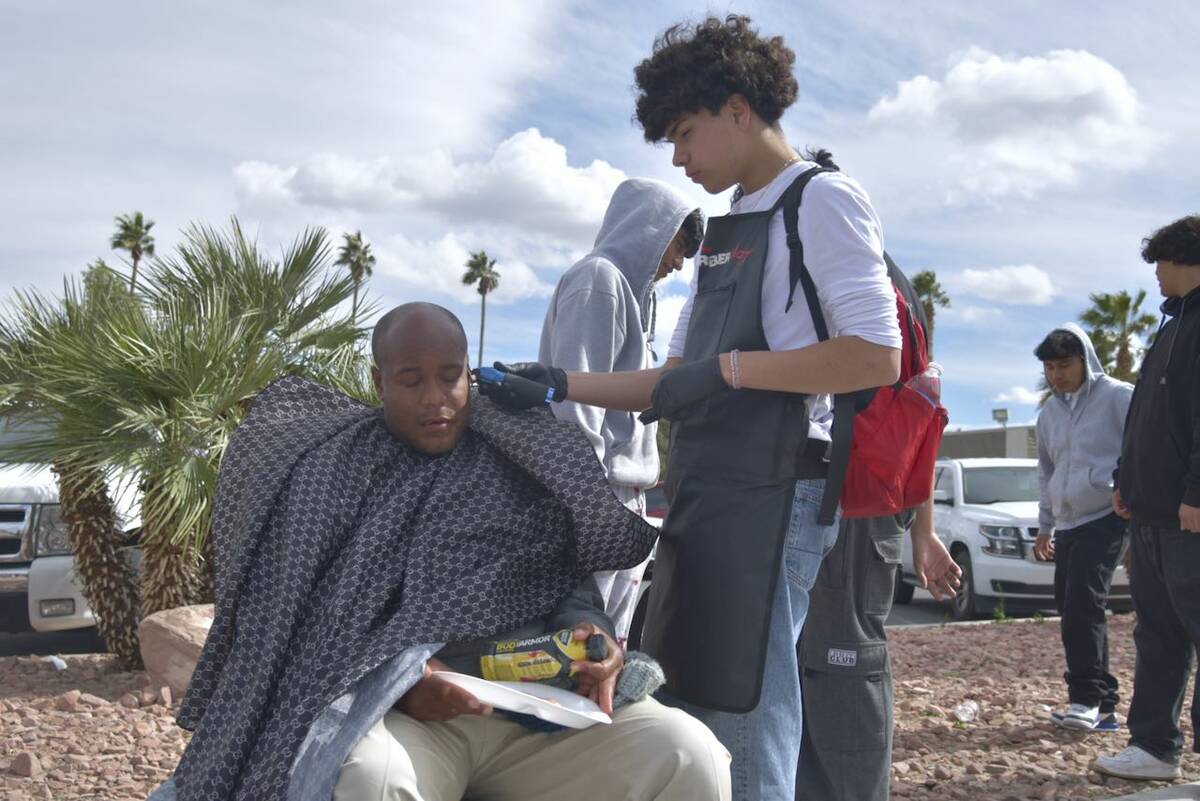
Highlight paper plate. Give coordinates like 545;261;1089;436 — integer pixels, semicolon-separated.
433;671;612;729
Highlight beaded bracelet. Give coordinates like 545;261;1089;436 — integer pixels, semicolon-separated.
730;349;741;389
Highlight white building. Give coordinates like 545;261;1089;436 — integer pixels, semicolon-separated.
938;423;1037;460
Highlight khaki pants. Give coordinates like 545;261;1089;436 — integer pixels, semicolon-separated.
334;697;731;801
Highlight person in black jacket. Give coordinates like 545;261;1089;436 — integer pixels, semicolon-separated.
1094;215;1200;782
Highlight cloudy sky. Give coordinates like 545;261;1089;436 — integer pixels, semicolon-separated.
3;0;1197;425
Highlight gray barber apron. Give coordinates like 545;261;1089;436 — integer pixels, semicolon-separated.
641;181;827;713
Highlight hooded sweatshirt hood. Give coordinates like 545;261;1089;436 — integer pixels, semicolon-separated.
1035;323;1133;533
590;178;700;346
539;178;703;488
1048;322;1106;400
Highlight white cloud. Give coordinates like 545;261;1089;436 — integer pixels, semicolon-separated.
234;128;627;250
941;304;1006;325
232;162;298;206
994;386;1043;405
869;48;1157;200
375;232;553;306
949;264;1055;305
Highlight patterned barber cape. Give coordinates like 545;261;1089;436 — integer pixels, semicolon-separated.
157;376;655;801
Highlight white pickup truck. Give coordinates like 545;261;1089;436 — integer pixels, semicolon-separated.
896;457;1131;620
0;463;94;631
0;423;140;633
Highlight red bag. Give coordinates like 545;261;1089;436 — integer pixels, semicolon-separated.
781;167;949;524
837;284;948;518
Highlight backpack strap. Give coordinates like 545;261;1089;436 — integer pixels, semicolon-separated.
774;166;837;314
885;254;932;372
778;165;856;526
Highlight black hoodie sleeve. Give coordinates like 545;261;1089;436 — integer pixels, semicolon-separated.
431;576;617;675
1185;346;1200;508
545;574;617;641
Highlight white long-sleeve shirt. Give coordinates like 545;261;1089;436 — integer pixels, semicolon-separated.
668;160;901;440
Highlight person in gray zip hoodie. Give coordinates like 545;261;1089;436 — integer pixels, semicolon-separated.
539;178;704;645
1033;322;1133;731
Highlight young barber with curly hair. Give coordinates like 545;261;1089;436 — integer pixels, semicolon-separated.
483;16;905;801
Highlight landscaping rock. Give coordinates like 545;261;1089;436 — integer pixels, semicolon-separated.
138;604;213;700
54;689;81;712
10;751;41;778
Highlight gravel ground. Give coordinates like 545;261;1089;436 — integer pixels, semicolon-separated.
1;613;1196;800
889;613;1197;800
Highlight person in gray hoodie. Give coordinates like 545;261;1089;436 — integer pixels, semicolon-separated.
538;178;704;645
1033;322;1133;731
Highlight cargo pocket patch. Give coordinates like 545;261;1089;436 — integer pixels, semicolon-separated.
827;647;857;667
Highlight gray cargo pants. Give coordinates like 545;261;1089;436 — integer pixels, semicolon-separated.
796;513;909;800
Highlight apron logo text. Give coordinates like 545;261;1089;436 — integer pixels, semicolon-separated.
698;247;755;268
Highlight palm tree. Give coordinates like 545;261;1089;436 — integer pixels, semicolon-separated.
110;212;156;292
911;270;951;354
125;221;364;615
2;219;364;638
1079;290;1158;382
462;251;500;368
0;272;143;667
334;230;377;320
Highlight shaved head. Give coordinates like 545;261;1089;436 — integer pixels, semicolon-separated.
371;302;468;368
370;303;471;455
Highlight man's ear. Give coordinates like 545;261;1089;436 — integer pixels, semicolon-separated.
371;365;383;398
460;355;472;413
726;94;751;128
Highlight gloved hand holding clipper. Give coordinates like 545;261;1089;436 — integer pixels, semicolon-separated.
480;356;733;427
639;354;730;424
476;362;568;409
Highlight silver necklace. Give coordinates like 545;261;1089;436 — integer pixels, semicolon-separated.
736;154;801;213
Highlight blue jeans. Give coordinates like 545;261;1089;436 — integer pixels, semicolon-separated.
664;479;840;801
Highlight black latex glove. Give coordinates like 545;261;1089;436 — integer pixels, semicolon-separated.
495;361;568;400
639;355;728;424
477;361;568;410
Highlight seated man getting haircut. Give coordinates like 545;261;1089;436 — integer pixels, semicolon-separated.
149;302;729;801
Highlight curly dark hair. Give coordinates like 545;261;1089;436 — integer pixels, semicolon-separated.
1141;215;1200;266
633;15;799;143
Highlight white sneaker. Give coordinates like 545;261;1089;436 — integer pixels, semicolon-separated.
1093;745;1182;781
1050;708;1120;731
1052;703;1100;730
